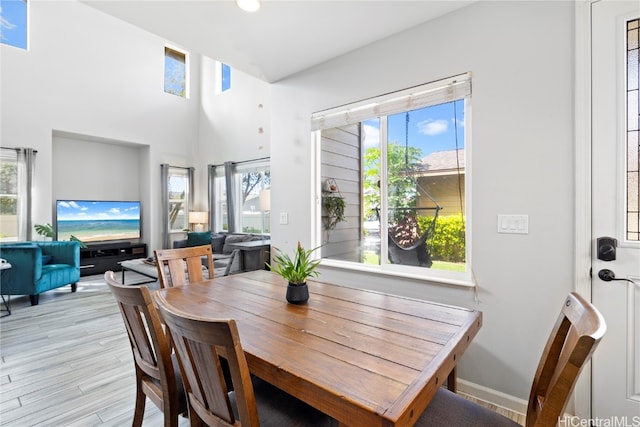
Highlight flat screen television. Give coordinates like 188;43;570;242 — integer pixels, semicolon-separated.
55;200;141;243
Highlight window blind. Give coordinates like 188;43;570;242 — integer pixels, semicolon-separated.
311;73;471;131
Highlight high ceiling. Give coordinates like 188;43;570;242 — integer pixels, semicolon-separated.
81;1;475;83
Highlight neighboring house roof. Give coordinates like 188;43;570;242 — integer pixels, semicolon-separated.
416;149;465;176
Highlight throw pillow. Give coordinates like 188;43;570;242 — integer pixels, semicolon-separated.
186;231;212;247
222;234;248;254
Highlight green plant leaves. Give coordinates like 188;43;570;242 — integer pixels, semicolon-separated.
267;241;321;285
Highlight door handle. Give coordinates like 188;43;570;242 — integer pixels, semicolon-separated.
598;269;638;284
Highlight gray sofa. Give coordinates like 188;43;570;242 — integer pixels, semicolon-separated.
173;232;268;275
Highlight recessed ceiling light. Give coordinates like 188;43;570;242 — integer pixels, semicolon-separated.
236;0;261;13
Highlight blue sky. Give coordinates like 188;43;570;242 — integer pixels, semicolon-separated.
364;99;465;159
0;0;27;49
57;201;141;221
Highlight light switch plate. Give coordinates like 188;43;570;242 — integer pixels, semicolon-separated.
279;212;289;225
497;214;529;234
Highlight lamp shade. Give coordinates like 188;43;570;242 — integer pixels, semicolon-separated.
188;211;208;224
259;189;271;212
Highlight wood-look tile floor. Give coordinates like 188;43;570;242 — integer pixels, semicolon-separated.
1;274;525;426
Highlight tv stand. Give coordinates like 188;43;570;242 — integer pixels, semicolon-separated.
80;242;147;276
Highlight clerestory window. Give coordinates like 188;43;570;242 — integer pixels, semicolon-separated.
164;46;187;97
0;0;28;50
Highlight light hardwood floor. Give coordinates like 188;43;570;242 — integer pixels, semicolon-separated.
1;274;525;426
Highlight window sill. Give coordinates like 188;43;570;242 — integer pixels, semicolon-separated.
319;258;475;289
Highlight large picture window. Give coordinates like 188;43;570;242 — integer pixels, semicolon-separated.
313;74;470;281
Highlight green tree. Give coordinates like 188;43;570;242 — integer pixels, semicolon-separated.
241;170;270;205
363;142;423;222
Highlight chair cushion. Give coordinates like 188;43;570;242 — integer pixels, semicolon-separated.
415;388;520;427
229;377;335;426
41;255;53;265
186;231;212;247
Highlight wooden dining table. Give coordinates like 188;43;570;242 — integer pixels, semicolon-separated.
154;269;482;427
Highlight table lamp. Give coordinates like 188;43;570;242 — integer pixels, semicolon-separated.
189;211;208;232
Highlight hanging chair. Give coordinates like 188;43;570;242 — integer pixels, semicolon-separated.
387;206;440;268
385;111;442;268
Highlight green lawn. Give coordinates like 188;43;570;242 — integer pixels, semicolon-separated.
362;252;465;272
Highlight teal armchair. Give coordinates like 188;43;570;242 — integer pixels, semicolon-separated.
0;241;81;306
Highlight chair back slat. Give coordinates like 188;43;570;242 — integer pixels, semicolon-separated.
155;245;215;288
120;303;159;377
526;292;606;427
104;271;183;423
154;291;262;426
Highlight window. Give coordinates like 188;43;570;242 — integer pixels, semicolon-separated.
164;46;187;97
221;63;231;92
313;74;470;281
0;150;18;241
627;18;639;241
209;160;270;235
215;61;231;94
236;165;269;234
0;0;27;50
167;167;191;232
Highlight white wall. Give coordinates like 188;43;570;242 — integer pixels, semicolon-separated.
1;0;579;407
1;1;271;246
0;1;203;249
270;1;576;402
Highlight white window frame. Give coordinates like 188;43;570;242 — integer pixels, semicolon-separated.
312;73;474;287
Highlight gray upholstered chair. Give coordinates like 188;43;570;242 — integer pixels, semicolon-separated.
416;292;606;427
153;293;336;427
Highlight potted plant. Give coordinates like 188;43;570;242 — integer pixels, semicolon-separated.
267;242;321;304
34;223;87;248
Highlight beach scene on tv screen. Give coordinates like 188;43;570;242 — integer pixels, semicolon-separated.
56;200;141;242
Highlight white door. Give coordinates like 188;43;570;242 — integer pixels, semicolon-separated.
591;0;640;422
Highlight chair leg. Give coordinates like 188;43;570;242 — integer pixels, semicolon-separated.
71;283;77;292
132;377;146;427
29;294;39;306
164;401;179;427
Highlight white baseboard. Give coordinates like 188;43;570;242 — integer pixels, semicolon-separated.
457;378;528;415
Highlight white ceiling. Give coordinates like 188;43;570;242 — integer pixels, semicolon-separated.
81;1;475;83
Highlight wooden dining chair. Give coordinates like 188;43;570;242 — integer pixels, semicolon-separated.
153;292;336;427
154;245;215;288
104;271;187;427
416;291;606;427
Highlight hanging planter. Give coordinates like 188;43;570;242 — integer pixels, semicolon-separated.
322;195;346;230
322;179;346;230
